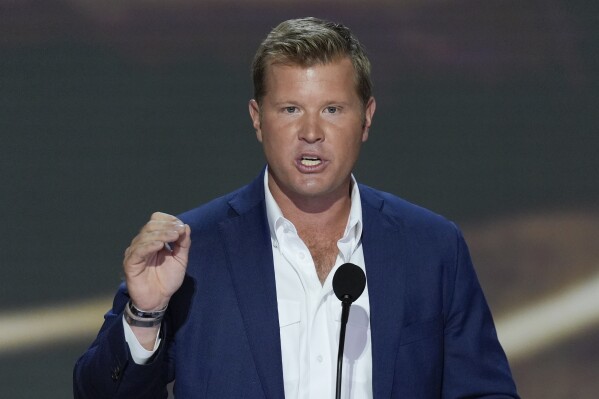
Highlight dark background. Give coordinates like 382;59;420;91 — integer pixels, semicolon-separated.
1;1;598;397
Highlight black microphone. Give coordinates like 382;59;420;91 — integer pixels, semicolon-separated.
332;263;366;399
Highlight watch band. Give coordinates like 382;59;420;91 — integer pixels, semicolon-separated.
124;300;167;328
127;301;168;319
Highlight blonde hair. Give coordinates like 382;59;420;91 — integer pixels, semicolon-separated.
252;17;372;105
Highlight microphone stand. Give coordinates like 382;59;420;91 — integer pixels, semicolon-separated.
332;263;366;399
335;295;352;399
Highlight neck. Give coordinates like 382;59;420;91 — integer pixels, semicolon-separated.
268;175;352;231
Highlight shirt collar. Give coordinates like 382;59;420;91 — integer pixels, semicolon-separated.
263;167;363;257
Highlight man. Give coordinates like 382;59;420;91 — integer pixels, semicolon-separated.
74;17;519;398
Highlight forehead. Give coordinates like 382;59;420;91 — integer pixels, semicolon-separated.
263;57;359;98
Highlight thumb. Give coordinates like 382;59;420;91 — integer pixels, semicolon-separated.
172;224;191;260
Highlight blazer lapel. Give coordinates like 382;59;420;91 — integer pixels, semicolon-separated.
219;175;285;399
360;187;407;399
216;176;408;399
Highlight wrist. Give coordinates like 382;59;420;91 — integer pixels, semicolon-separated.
129;301;168;317
124;300;167;328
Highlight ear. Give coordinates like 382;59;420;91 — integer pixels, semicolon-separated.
361;96;376;142
249;99;263;142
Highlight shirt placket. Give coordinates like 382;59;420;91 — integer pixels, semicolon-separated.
278;223;331;398
276;218;360;399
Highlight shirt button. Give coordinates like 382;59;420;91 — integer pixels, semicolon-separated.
316;355;323;363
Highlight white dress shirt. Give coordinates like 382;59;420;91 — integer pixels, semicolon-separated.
264;170;372;399
124;170;373;398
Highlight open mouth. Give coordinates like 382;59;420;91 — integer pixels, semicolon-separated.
300;156;322;166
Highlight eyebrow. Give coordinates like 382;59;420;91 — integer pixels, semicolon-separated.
271;100;352;107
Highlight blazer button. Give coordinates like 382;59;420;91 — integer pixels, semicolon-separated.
111;366;121;381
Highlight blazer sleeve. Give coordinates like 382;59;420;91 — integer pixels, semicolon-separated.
442;226;520;398
73;284;173;399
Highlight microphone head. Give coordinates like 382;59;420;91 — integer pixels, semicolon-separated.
332;263;366;303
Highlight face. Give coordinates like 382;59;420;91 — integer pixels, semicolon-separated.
249;57;376;207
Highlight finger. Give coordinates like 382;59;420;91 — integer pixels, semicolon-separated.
175;224;191;249
129;212;183;244
142;220;186;235
150;212;182;223
124;239;166;266
133;221;184;248
130;228;181;249
129;226;180;252
132;212;183;238
162;224;191;256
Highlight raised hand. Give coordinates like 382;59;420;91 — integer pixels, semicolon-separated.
123;212;191;313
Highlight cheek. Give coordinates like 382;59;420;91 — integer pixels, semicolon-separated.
339;137;364;166
262;133;281;152
343;133;364;152
262;135;289;163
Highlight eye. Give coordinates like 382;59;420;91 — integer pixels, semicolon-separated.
284;106;298;113
325;106;338;114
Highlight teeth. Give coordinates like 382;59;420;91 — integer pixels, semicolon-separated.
301;157;321;166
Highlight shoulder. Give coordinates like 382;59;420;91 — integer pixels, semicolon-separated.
358;183;460;240
177;191;236;231
177;173;265;233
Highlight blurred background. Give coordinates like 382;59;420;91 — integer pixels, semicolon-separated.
1;0;598;397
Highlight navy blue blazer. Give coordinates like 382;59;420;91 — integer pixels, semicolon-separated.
74;171;518;398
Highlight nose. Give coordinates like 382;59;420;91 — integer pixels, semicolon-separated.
298;113;324;143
